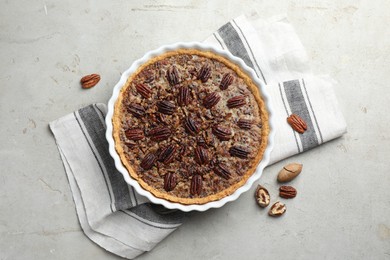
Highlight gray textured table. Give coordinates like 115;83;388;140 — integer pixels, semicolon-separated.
1;1;389;259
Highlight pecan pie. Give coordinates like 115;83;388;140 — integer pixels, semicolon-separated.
112;49;269;205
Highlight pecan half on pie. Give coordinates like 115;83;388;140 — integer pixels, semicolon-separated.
112;49;269;205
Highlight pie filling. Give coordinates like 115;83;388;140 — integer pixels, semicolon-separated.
113;49;269;204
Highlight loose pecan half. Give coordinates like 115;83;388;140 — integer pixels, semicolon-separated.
229;146;250;159
213;163;231;180
140;153;157;170
80;74;100;89
237;118;252;129
125;128;144;141
287;114;307;134
279;185;297;199
157;100;176;115
135;83;152;98
148;126;171;141
190;174;203;195
164;172;177;192
177;86;190;106
227;95;246;109
194;146;209;165
127;103;145;118
203;92;221;109
212;125;232;141
219;73;234;90
159;145;177;164
197;64;211;83
166;65;180;85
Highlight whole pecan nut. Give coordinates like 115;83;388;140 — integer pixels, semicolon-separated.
229;146;249;159
212;125;232;141
148;126;171;141
279;185;297;199
80;74;100;89
213;163;231;180
140;153;157;170
287;114;307;134
203;92;221;109
190;174;203;195
164;172;177;191
157;100;176;115
135;83;152;98
219;73;234;90
125;128;144;141
227;95;246;109
194;146;209;165
127;103;145;118
268;201;286;217
277;163;303;183
255;185;270;208
166;65;180;85
197;64;211;83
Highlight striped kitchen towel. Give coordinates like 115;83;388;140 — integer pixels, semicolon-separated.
50;104;185;259
49;13;346;259
204;13;347;163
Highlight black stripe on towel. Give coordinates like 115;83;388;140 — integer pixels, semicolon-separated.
278;83;301;153
231;19;267;84
302;78;323;144
78;105;133;211
217;22;257;74
283;80;319;151
213;32;225;50
74;112;115;213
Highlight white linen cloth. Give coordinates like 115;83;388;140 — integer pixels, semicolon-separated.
49;14;346;259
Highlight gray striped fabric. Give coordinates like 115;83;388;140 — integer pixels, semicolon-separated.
206;14;346;164
50;103;184;259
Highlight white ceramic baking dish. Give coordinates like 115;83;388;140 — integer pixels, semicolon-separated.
105;42;275;212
